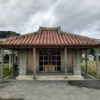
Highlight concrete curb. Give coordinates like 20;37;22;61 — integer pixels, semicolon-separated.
3;74;14;80
82;72;96;80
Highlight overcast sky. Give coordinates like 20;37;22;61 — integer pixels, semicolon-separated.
0;0;100;38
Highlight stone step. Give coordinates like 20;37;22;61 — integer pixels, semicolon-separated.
16;75;84;80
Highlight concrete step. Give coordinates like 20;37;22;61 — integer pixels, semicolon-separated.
16;75;84;80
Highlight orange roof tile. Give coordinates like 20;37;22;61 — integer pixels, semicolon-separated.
0;27;99;47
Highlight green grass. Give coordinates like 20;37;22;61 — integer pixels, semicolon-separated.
81;61;100;78
0;63;11;78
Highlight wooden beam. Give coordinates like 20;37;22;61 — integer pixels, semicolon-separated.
64;48;67;78
0;48;4;79
33;48;36;79
85;49;88;74
96;48;99;79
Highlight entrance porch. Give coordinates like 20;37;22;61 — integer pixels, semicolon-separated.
17;47;83;80
1;47;99;80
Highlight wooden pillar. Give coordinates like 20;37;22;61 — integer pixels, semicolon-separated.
96;48;99;79
0;48;4;79
33;48;36;79
85;49;88;74
64;48;67;78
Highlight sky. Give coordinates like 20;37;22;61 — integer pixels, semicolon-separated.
0;0;100;38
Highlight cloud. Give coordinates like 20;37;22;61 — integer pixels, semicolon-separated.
53;0;100;38
0;0;57;33
0;0;100;38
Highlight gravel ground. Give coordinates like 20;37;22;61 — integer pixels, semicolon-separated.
0;80;100;100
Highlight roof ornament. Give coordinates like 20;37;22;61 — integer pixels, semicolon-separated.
38;26;61;34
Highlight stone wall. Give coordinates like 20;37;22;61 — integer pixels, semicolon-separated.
73;49;81;75
19;49;27;75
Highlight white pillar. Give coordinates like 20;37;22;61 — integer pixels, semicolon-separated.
73;49;81;75
9;54;12;71
12;50;14;75
96;48;99;79
33;48;36;79
1;48;4;79
64;48;67;78
85;49;88;74
19;49;27;75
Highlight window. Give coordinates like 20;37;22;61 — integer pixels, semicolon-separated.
39;49;61;72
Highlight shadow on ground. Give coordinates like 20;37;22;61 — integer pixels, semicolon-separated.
68;80;100;89
0;80;12;89
0;97;24;100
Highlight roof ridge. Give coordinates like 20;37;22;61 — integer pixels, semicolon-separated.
39;26;60;30
38;26;61;34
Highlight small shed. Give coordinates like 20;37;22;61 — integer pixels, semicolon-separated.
0;27;100;80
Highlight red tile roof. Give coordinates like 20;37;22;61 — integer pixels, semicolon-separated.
0;27;100;47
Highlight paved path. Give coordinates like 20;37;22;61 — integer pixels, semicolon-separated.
0;80;100;100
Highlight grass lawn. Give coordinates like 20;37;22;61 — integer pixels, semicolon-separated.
0;63;11;78
81;61;100;78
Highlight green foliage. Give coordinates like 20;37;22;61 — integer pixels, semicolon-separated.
90;49;95;55
81;61;100;79
0;31;20;38
3;64;11;77
0;64;11;78
4;54;9;63
82;48;100;55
